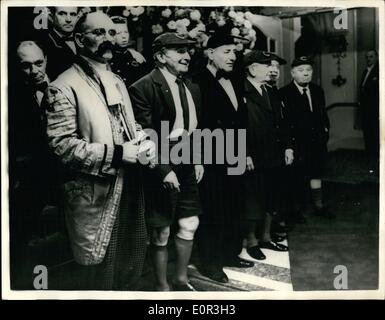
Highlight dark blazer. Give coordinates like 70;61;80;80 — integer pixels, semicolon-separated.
245;80;291;169
280;81;330;159
359;63;379;120
41;28;77;81
129;68;202;180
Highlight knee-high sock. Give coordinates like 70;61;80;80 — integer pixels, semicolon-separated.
311;187;323;209
174;236;193;284
150;244;169;290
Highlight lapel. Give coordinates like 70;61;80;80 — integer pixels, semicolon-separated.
245;79;271;112
205;69;239;115
150;68;176;122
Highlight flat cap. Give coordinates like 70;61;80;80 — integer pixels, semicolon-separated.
243;50;275;66
270;53;287;65
206;33;249;49
291;56;314;67
152;32;196;52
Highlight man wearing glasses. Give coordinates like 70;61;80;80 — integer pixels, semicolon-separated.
43;11;155;290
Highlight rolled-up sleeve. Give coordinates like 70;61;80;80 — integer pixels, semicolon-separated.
44;85;116;177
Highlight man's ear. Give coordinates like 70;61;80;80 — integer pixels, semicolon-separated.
207;48;214;61
75;33;84;48
155;51;166;64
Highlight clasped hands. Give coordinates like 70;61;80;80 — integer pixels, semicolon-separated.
122;130;156;166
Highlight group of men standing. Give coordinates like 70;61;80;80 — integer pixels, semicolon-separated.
11;8;337;291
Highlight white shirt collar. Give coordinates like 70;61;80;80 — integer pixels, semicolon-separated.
206;63;218;78
159;67;178;83
293;80;309;92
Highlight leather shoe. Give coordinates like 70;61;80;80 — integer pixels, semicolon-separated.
172;282;196;291
246;246;266;260
271;233;286;243
314;207;335;219
259;240;288;252
202;270;229;283
225;257;254;268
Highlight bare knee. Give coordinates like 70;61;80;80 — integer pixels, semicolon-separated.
177;216;199;240
151;226;171;246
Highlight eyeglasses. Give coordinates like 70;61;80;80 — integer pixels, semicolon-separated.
84;28;117;37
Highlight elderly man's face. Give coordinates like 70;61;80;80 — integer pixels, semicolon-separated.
266;60;280;83
77;12;117;63
52;7;78;35
159;47;191;76
209;44;237;73
366;51;378;67
291;64;313;86
248;62;270;83
17;43;47;86
115;23;130;48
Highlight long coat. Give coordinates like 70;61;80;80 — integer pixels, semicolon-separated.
44;60;142;266
280;81;330;171
192;68;247;269
245;81;291;169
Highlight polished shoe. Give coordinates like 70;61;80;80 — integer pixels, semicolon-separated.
202;270;229;283
225;257;254;268
314;207;336;219
259;240;288;252
271;233;286;243
172;282;197;291
246;246;266;260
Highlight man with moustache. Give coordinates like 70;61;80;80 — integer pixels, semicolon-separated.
280;56;333;219
44;12;155;290
9;41;51;275
242;51;290;262
42;7;80;80
110;16;149;88
193;33;254;284
129;33;203;291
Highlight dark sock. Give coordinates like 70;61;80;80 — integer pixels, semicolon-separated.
150;244;169;290
311;187;323;209
174;236;193;285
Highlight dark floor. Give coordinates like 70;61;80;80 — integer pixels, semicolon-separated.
8;149;380;291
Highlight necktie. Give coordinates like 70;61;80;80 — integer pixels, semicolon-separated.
302;88;312;112
175;77;190;131
261;85;271;109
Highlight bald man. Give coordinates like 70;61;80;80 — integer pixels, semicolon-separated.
43;12;155;290
9;41;51;278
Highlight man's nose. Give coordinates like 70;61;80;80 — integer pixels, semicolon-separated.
65;14;72;22
31;65;39;74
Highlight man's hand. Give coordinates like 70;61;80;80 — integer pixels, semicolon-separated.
285;149;294;165
122;139;139;164
163;171;180;192
138;140;156;165
128;48;146;64
194;165;204;183
246;156;255;171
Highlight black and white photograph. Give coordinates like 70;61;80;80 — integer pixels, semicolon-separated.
1;0;384;300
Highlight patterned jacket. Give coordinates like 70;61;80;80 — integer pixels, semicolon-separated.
44;59;139;265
